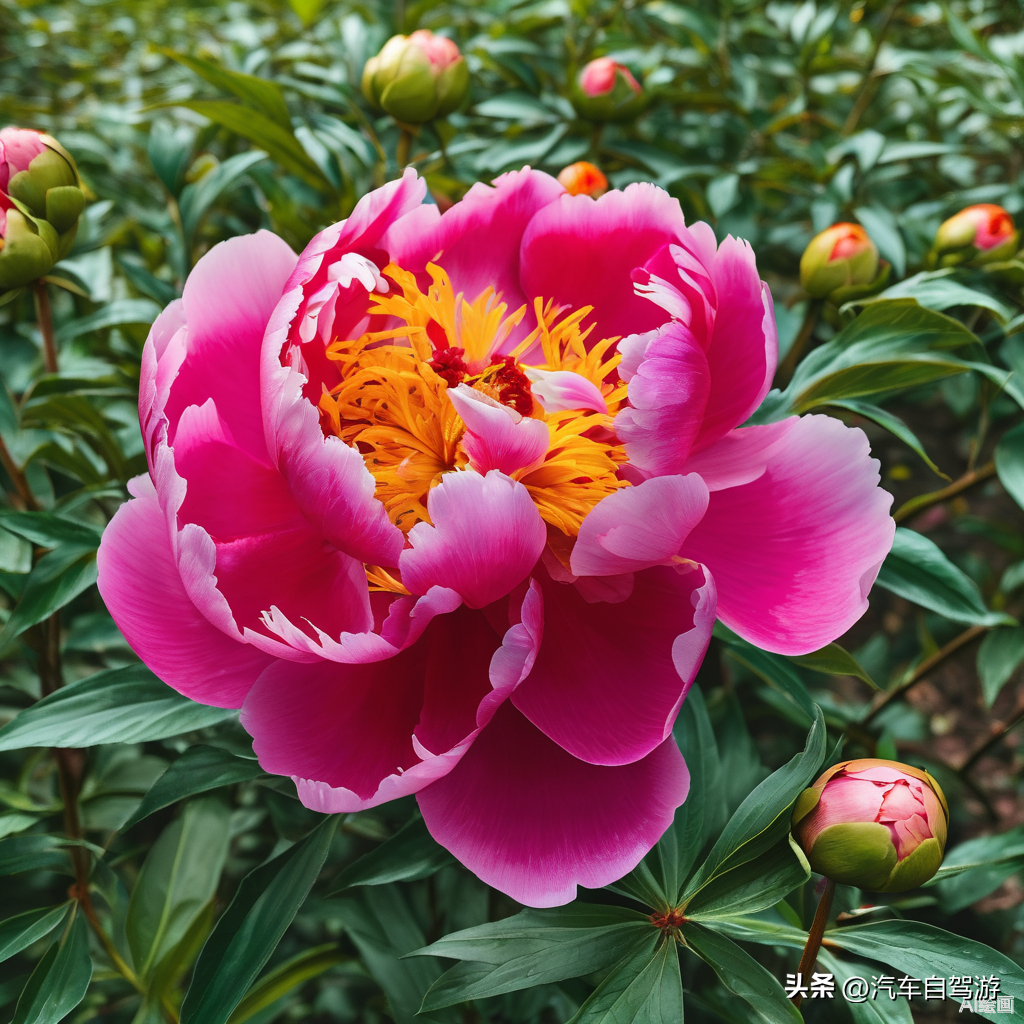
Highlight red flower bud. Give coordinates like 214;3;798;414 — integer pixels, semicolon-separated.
556;161;609;198
572;58;644;121
799;222;879;299
934;203;1018;264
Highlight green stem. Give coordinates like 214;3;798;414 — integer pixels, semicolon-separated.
776;299;821;386
792;878;836;1010
396;128;413;170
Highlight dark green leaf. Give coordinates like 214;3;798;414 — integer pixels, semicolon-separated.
0;834;97;876
329;813;453;892
996;423;1024;512
181;816;337;1024
227;944;347;1024
0;904;69;964
873;269;1013;321
123;745;266;831
53;298;161;343
568;936;682;1024
0;511;102;549
127;798;231;978
976;627;1024;706
931;825;1024;912
790;642;879;690
681;921;801;1024
10;909;92;1024
0;665;236;750
724;645;815;726
179;150;267;246
819;950;914;1024
875;527;1013;627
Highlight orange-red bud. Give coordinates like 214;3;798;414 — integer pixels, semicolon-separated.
557;161;608;198
934;203;1018;264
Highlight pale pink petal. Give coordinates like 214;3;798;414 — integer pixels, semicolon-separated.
511;562;715;765
570;475;709;577
525;368;607;413
97;480;276;708
519;183;689;343
614;322;710;476
682;420;796;491
417;701;690;907
446;384;549;475
799;775;886;851
684;414;895;655
402;470;546;608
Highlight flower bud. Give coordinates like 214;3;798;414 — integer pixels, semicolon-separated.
557;161;608;198
571;57;645;121
933;204;1019;266
792;759;948;893
799;223;879;299
361;30;470;124
0;127;85;291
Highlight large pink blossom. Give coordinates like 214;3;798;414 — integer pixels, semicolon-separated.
97;167;894;907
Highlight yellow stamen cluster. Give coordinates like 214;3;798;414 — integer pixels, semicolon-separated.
318;262;628;547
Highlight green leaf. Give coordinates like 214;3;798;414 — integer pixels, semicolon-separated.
976;627;1024;706
127;798;231;978
685;836;810;919
930;824;1024;912
0;834;101;875
172;100;328;190
681;921;801;1024
161;49;292;128
724;644;816;726
181;816;337;1024
872;269;1013;321
790;642;879;690
0;545;97;646
123;745;266;831
568;936;683;1024
824;919;1024;1022
0;665;236;750
329;813;453;893
179;150;267;247
10;908;92;1024
996;423;1024;512
682;706;825;906
818;950;914;1024
0;904;69;964
875;527;1013;627
0;510;102;549
825;399;947;479
53;297;161;343
416;905;652;1011
227;943;347;1023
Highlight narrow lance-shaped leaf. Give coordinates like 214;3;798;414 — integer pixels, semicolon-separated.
9;908;92;1024
0;904;70;964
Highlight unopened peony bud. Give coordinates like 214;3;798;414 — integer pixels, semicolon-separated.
933;204;1019;266
0;127;85;291
792;759;948;893
571;57;644;121
557;161;608;198
362;30;469;124
800;223;879;299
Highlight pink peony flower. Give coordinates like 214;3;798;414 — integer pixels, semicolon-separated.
0;126;48;199
97;167;894;907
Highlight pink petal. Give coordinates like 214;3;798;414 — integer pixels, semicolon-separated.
417;701;690;907
97;478;275;708
525;368;608;414
164;231;297;461
511;562;716;766
391;167;564;347
614;322;711;476
799;774;886;851
684;414;895;655
682;420;796;491
446;384;549;475
519;183;689;343
402;470;547;609
570;475;709;577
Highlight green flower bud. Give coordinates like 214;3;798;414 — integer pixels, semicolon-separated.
799;222;879;300
571;57;646;122
362;31;470;125
792;759;948;893
932;204;1020;267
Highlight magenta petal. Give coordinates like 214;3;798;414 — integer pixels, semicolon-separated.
571;475;709;578
512;562;716;766
97;480;275;708
166;231;297;461
519;183;689;342
402;470;546;609
241;605;508;810
682;420;796;491
684;414;895;655
417;701;690;907
615;322;711;476
447;384;550;475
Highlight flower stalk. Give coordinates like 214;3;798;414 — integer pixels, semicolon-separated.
792;878;836;1009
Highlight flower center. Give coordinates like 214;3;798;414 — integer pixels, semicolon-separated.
318;262;629;542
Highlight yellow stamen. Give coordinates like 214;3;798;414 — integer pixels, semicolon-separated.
317;263;628;544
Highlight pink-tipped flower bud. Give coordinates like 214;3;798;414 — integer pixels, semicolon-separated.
572;58;644;122
799;222;880;299
792;759;948;893
0;127;85;292
933;204;1019;266
557;161;609;198
361;30;470;124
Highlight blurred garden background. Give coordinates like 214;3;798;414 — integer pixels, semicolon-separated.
3;0;1024;1021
